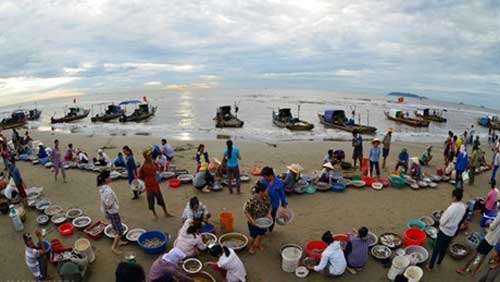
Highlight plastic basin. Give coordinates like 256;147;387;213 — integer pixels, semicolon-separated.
137;230;168;254
200;223;215;234
332;182;346;193
168;178;181;188
361;176;375;186
58;223;74;236
305;240;327;260
404;228;427;246
407;219;426;230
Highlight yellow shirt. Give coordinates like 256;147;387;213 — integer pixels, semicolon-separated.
456;137;463;149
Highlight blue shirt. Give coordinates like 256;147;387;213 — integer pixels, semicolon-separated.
126;155;137;183
352;136;363;152
112;156;126;167
259;177;287;209
369;146;380;162
456;152;468;171
224;147;240;168
38;147;48;159
399;152;409;162
9;164;23;185
162;144;174;158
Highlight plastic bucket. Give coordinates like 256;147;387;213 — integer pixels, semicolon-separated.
404;266;423;282
404;228;427;246
74;238;95;263
281;245;303;273
219;211;234;233
305;240;327;260
387;255;410;280
480;210;498;228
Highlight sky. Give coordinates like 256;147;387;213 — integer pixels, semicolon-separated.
0;0;499;107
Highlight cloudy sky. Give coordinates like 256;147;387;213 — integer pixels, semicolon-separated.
0;0;499;107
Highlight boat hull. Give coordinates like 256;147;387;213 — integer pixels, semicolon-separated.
91;112;122;122
119;106;156;122
478;118;500;130
414;111;447;123
272;119;314;131
51;109;90;124
0;120;26;130
317;113;377;134
384;112;429;127
214;117;244;128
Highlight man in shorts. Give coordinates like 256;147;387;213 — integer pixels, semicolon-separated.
352;130;363;171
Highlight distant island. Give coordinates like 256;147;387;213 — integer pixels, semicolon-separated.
387;92;428;99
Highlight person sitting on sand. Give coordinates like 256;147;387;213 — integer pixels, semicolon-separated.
155;153;168;172
161;139;175;161
395;148;409;172
37;144;48;160
206;244;247;282
308;230;347;277
333;149;346;166
149;248;193;282
318;162;335;184
345;227;369;271
192;162;215;193
64;143;75;161
196;144;210;172
76;149;89;164
93;149;110;166
283;164;302;193
111;152;127;168
244;182;272;255
419;146;433;166
181;197;210;223
138;147;172;220
408;157;423;180
23;230;52;281
323;149;334;165
473;180;498;215
98;170;127;255
173;218;207;257
457;211;500;275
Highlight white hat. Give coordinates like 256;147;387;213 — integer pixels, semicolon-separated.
322;162;334;170
371;138;381;144
287;164;303;174
97;149;103;153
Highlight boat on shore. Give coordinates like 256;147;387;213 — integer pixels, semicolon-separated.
478;116;500;130
214;105;244;128
414;109;447;123
318;110;377;134
51;107;90;124
119;100;156;122
384;109;429;127
0;111;27;130
272;108;314;131
91;104;124;122
15;109;42;121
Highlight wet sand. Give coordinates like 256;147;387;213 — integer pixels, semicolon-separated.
0;130;493;282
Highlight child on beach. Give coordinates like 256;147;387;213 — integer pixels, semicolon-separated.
369;139;381;178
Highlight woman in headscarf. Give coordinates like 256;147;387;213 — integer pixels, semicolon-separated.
455;145;468;189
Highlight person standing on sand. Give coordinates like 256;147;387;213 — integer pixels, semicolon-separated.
491;147;500;183
369;139;381;178
351;130;363;171
444;131;455;167
427;189;466;271
195;144;210;172
244;182;271;255
123;146;139;200
8;157;28;208
138;147;172;220
259;166;288;232
469;145;480;185
51;139;66;182
455;145;468;189
382;128;392;169
98;170;128;255
224;140;241;194
23;230;52;281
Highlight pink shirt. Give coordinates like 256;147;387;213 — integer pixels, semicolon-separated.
485;189;498;210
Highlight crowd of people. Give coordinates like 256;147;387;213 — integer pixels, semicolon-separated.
2;125;500;282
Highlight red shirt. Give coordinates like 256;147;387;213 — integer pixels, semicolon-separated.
139;162;160;192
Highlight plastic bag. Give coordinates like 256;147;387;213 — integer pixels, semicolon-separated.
130;179;145;192
462;171;469;182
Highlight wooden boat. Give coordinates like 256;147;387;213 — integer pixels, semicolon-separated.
213;105;244;128
0;111;27;130
272;108;314;131
414;109;447;123
91;104;124;122
119;100;156;122
478;116;500;130
318;110;377;134
384;110;429;127
51;107;90;124
14;109;42;121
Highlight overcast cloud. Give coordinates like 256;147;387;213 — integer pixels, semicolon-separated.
0;0;499;106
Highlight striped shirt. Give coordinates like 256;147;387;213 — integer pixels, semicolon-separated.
25;246;40;277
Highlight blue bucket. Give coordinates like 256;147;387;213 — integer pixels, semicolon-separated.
137;230;168;254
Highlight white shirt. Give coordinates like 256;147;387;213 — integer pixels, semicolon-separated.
173;219;207;257
495;153;500;166
218;248;247;282
313;241;347;276
485;215;500;246
25;246;40;277
78;152;89;162
439;202;466;237
162;144;174;158
99;185;119;215
181;201;209;222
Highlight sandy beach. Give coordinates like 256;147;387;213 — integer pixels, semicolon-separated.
0;130;494;282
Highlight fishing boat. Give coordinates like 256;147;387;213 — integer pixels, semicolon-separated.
478;115;500;130
91;104;124;122
51;106;90;124
0;111;27;130
118;100;157;122
272;108;314;131
318;110;377;134
384;109;429;127
12;108;42;121
214;105;244;128
414;108;447;123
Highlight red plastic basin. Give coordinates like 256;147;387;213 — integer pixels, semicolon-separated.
361;176;375;186
404;227;426;246
168;178;181;188
305;240;327;260
58;223;74;236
